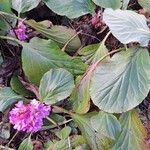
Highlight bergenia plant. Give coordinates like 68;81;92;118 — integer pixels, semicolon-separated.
0;0;150;149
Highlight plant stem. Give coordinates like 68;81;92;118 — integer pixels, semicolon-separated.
0;36;22;45
0;11;22;21
7;131;19;146
61;30;82;52
52;105;72;115
41;119;73;131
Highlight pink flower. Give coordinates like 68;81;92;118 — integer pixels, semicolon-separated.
9;99;51;133
10;21;28;41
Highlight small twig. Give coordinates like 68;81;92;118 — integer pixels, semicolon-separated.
7;131;19;146
18;75;40;99
52;105;72;115
0;36;22;45
61;30;82;52
46;116;60;129
40;119;73;131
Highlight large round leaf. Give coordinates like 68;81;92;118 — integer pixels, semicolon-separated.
90;111;121;140
43;0;95;19
103;9;150;47
92;0;121;9
22;37;87;85
111;110;148;150
39;69;74;104
90;48;150;113
11;0;41;14
0;87;22;112
26;20;82;51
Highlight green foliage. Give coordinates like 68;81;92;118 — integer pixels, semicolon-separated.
21;37;87;85
0;0;12;33
43;0;96;19
103;8;150;46
39;68;74;104
111;110;148;150
56;126;71;140
92;0;121;9
90;48;150;113
26;20;81;51
44;135;87;150
0;1;149;150
10;75;34;97
0;87;22;112
90;111;121;140
72;112;112;150
11;0;41;14
18;135;33;150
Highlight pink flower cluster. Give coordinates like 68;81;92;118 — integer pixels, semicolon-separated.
9;99;51;133
10;21;28;41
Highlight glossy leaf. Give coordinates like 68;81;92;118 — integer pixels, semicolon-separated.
56;126;71;140
10;75;34;97
103;8;150;46
90;111;121;140
26;20;81;51
39;69;74;104
21;37;87;85
90;48;150;113
44;135;86;150
71;75;91;114
72;113;111;150
43;0;95;18
79;43;99;64
0;0;12;33
72;40;109;114
111;110;148;150
92;0;121;9
18;135;33;150
11;0;41;14
0;87;22;112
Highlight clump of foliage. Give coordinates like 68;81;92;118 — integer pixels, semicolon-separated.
0;0;150;149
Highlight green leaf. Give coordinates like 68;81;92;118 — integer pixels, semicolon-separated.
0;0;12;33
71;75;91;114
43;0;96;19
56;126;71;140
74;144;91;150
26;20;81;51
44;135;86;150
79;43;99;64
92;0;121;9
10;75;34;97
18;135;33;150
72;113;111;150
39;69;74;104
90;48;150;113
90;112;121;140
11;0;41;14
111;110;148;150
21;37;87;85
103;8;150;46
0;87;22;112
138;0;150;13
72;41;109;114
